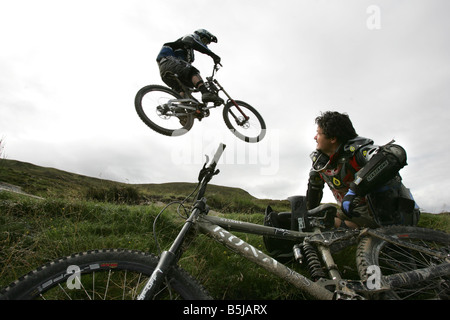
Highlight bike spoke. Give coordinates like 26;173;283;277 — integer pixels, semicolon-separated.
224;102;266;142
378;237;449;299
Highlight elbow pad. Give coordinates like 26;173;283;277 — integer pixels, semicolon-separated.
351;143;407;196
306;170;324;209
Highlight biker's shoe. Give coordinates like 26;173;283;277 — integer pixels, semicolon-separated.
178;116;188;127
202;92;224;105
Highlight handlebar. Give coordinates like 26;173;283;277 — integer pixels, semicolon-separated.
197;143;226;200
208;143;226;170
211;63;222;77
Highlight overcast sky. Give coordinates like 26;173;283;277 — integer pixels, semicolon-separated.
1;0;449;213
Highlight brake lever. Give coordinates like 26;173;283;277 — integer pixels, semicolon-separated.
198;156;209;182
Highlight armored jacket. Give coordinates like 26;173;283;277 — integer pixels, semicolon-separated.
307;137;375;207
307;136;419;226
156;34;213;64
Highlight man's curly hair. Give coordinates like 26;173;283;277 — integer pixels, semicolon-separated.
315;111;358;144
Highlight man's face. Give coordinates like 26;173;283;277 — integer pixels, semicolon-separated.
314;126;337;156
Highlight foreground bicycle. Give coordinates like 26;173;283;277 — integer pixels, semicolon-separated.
1;144;449;300
135;64;266;143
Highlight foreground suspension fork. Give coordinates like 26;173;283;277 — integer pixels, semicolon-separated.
137;199;207;300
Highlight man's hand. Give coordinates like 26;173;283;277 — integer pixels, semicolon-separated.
341;189;361;218
211;53;221;65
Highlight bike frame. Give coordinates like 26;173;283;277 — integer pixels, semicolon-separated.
167;65;251;123
138;144;450;300
197;213;334;300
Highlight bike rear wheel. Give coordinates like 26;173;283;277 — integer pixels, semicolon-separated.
135;85;194;137
357;226;450;300
223;100;266;143
0;249;211;300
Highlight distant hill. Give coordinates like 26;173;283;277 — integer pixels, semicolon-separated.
0;158;290;213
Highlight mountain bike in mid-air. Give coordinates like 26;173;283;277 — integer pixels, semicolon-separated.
1;144;449;300
134;64;266;143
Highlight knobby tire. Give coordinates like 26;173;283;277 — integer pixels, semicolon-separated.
0;249;211;300
223;100;266;143
135;85;194;137
356;226;450;300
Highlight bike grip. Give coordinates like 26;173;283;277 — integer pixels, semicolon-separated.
209;143;226;168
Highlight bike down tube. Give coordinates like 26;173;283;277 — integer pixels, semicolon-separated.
197;217;334;300
383;262;450;290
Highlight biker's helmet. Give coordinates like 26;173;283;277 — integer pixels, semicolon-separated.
194;29;218;45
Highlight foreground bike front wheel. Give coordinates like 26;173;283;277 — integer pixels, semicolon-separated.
223;100;266;143
0;249;211;300
357;226;450;300
135;85;195;137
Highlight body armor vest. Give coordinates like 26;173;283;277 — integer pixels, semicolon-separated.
310;137;374;203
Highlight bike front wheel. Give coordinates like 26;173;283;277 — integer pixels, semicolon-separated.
223;100;266;143
357;226;450;300
0;249;211;300
135;85;194;137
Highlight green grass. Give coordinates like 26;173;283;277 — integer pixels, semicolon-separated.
0;192;306;299
0;158;449;299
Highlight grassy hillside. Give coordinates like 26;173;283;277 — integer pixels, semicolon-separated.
0;159;290;212
0;158;449;299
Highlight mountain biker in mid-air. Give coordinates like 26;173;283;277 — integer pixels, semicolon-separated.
306;111;420;229
156;29;223;104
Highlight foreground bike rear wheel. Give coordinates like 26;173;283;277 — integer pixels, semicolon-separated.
223;100;266;143
135;85;194;137
357;226;450;300
0;249;211;300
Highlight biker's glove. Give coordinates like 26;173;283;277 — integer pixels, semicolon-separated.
341;189;361;218
211;53;221;65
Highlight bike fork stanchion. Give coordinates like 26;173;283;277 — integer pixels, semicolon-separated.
214;79;250;122
137;201;206;300
317;243;341;281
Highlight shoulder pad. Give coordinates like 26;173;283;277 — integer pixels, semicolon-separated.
343;137;373;154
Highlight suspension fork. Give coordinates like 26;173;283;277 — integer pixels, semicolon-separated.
310;227;342;282
137;198;207;300
213;79;249;123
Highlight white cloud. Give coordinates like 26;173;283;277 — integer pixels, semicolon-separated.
1;0;450;213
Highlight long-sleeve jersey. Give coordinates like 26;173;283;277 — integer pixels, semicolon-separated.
156;34;216;63
307;136;375;207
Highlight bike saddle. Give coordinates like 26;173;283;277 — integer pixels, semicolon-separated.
307;203;337;217
306;204;337;230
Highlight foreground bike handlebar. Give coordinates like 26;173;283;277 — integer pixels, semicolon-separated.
138;143;226;300
197;143;226;200
209;143;226;170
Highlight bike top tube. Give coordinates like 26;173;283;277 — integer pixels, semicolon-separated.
200;214;312;241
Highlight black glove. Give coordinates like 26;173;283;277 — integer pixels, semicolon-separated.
211;53;221;65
